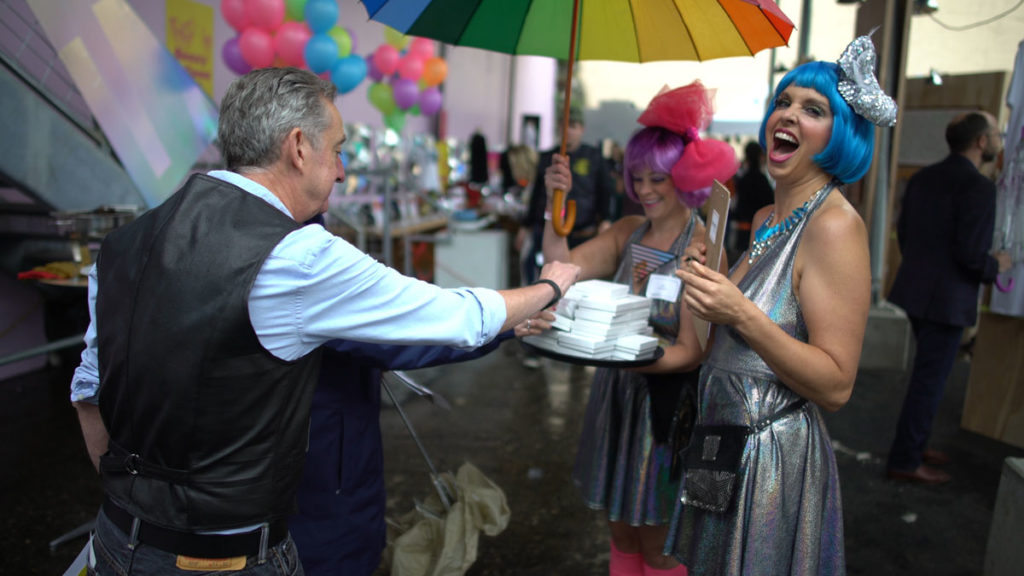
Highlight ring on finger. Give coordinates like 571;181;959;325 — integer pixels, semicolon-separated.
526;319;532;330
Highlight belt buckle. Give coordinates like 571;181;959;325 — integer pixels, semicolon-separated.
124;453;141;475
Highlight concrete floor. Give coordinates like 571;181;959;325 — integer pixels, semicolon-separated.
3;338;1023;575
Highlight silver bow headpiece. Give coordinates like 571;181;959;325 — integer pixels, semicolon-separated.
836;33;898;127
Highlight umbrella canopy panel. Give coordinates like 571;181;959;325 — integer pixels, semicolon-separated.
361;0;793;63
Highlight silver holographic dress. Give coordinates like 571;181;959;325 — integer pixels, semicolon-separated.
667;187;845;574
573;213;698;526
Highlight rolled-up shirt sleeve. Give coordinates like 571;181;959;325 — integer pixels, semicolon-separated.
249;225;506;361
70;264;100;404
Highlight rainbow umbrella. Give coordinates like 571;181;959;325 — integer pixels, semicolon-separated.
362;0;794;235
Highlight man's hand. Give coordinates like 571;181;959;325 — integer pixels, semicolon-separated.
514;309;556;338
538;260;580;298
995;250;1012;274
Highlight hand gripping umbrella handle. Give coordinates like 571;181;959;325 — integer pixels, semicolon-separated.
549;0;581;239
550;189;576;237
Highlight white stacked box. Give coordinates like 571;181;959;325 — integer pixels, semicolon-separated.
612;334;660;361
542;280;658;361
557;332;616;356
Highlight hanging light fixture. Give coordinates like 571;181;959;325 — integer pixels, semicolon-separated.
914;0;939;14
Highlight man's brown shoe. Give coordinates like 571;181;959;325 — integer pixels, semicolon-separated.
922;449;950;466
886;464;951;485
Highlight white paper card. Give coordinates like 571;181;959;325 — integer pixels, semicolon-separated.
645;273;681;302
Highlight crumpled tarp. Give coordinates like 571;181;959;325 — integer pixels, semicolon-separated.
384;462;510;576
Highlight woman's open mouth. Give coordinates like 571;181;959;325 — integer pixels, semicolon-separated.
769;130;799;163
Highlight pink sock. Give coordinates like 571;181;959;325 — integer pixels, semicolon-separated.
642;563;689;576
610;540;644;576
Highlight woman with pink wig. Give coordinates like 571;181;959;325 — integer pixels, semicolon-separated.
540;81;737;576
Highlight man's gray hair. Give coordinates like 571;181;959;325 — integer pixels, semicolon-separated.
218;67;338;171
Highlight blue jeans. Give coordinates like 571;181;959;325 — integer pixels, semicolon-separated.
88;509;304;576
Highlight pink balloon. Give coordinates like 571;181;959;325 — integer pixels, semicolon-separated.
274;21;311;67
372;44;400;76
245;0;286;31
221;0;249;32
239;27;275;69
397;54;423;81
408;37;435;60
419;86;442;115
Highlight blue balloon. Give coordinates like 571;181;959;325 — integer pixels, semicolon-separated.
331;54;368;94
304;0;338;34
304;33;338;74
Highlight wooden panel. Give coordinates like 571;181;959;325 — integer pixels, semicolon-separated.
962;312;1024;449
903;72;1007;117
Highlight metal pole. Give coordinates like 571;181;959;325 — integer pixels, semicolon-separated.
797;0;812;64
0;334;85;367
381;374;454;511
506;56;517;147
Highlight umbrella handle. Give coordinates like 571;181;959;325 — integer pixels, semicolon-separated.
550;188;576;237
549;0;581;239
996;274;1015;293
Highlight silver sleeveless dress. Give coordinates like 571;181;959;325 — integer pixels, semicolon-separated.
573;213;699;526
667;186;845;574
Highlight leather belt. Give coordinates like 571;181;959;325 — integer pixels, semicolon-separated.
102;497;287;558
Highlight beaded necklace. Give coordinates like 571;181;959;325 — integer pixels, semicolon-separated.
748;181;835;264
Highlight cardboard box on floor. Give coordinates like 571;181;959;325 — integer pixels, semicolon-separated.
962;311;1024;449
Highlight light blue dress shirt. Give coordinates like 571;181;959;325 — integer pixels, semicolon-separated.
71;170;506;403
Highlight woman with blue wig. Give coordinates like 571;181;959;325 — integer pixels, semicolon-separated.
540;81;737;576
667;35;897;574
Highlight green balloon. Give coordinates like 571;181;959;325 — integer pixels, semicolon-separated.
385;110;407;133
327;27;352;59
368;82;395;115
408;104;421;116
285;0;306;21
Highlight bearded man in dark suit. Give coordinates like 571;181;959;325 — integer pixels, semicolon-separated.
886;111;1012;484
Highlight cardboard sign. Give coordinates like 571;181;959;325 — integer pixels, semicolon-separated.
692;180;731;351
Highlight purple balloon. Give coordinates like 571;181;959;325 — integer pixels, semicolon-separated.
366;54;383;82
222;36;251;76
392;78;419;110
419;86;442;115
346;27;357;54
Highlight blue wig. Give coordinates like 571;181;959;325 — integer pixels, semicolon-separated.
758;61;875;183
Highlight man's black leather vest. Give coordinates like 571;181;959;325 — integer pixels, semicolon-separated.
96;174;322;531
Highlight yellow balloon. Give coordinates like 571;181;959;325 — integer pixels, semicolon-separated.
383;26;410;49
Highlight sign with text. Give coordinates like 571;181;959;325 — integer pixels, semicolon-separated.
166;0;214;98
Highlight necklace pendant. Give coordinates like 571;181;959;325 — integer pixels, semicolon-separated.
747;181;836;265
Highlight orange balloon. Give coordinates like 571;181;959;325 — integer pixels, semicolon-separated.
422;57;447;87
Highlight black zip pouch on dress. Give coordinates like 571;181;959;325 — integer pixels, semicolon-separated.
679;424;749;513
679;399;808;513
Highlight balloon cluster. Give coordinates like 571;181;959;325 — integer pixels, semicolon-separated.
220;0;367;94
365;28;447;132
